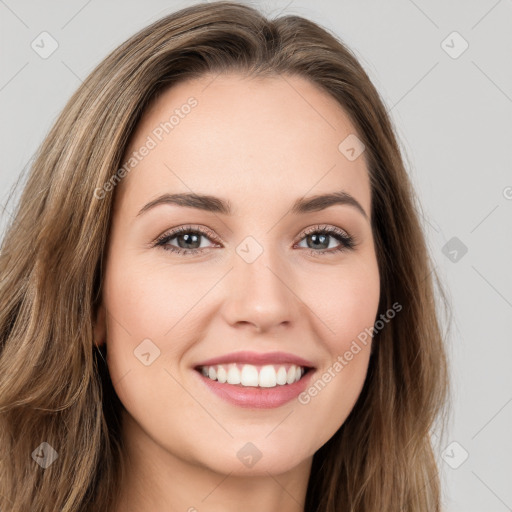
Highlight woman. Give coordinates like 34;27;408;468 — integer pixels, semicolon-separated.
0;2;450;511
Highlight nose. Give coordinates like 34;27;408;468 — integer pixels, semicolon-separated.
220;246;300;334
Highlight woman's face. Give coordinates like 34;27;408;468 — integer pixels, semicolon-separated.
98;73;380;477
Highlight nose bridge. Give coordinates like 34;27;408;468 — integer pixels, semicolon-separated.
223;234;297;331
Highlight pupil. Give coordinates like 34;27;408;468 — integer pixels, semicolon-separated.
309;234;328;250
179;233;200;249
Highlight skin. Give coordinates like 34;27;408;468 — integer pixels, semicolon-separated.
94;72;380;512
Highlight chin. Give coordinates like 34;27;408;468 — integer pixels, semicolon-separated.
195;440;311;477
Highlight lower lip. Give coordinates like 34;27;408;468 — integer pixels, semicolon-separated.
194;369;315;409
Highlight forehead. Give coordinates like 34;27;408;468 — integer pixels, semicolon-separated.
115;72;371;216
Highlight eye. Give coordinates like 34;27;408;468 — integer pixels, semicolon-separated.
153;225;219;256
294;224;356;256
152;224;356;256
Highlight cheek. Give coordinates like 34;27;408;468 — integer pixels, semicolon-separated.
295;294;377;453
305;255;381;351
102;262;201;450
293;258;379;437
101;260;182;396
295;344;371;458
103;257;201;348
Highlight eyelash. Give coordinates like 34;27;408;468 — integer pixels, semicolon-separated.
152;224;356;257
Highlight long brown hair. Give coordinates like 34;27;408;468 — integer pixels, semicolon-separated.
0;2;450;510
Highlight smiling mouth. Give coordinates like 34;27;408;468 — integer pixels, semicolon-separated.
195;362;313;388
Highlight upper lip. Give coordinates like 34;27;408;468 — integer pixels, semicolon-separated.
194;350;316;369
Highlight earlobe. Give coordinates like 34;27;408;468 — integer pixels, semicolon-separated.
93;303;107;347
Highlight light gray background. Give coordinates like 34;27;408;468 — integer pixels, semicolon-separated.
1;1;511;510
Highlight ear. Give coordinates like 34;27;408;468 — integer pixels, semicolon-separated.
93;303;107;347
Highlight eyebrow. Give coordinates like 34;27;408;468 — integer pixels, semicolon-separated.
136;191;368;220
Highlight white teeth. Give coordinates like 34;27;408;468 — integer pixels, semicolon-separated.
240;364;259;386
259;365;277;387
227;364;241;385
199;363;307;388
217;366;227;383
276;366;287;385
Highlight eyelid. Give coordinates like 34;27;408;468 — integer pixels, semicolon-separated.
154;224;351;243
294;223;351;243
152;224;220;247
